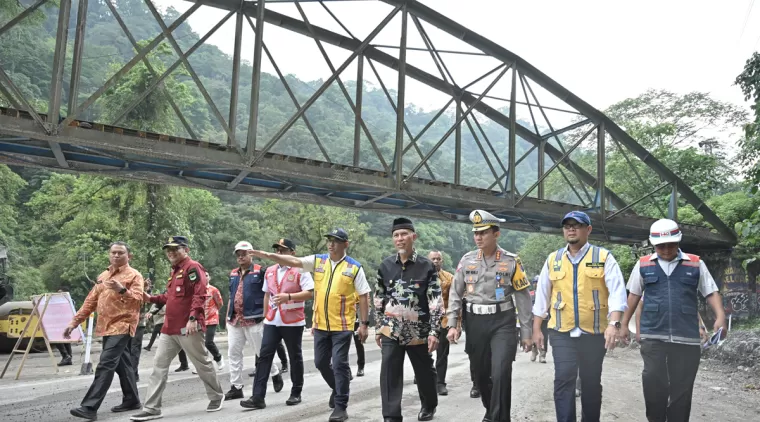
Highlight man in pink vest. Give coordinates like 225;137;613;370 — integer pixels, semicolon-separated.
240;238;314;410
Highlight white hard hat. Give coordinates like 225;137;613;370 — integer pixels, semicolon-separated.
234;241;254;252
648;219;682;246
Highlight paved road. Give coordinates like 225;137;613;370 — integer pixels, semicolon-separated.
1;334;759;421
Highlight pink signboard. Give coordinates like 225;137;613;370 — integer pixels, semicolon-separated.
32;293;83;343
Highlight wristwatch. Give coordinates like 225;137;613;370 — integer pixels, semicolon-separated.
361;321;370;326
189;316;197;322
609;320;621;329
118;287;127;294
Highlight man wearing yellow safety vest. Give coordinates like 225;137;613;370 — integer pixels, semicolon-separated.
531;211;628;422
248;228;371;422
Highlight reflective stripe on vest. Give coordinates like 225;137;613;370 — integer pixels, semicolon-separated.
547;245;609;334
264;265;305;324
312;254;360;332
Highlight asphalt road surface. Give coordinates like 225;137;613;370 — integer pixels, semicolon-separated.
1;334;759;421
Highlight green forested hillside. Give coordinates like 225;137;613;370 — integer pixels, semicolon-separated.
2;1;758;311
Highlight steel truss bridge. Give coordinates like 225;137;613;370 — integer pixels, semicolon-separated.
0;0;737;250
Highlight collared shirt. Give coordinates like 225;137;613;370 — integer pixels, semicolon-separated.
532;242;628;337
229;264;262;327
149;256;208;335
374;250;442;345
298;254;371;295
626;250;718;297
262;265;315;327
438;269;457;329
204;284;224;326
71;264;144;337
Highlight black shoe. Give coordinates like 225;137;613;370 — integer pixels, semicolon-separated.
286;395;301;405
272;374;284;393
470;385;480;398
225;385;244;401
248;369;256;377
357;368;364;377
129;410;162;421
281;364;289;373
437;384;448;396
111;402;141;413
240;396;266;409
328;391;335;409
70;407;97;420
58;357;73;366
329;408;349;422
143;346;151;352
174;366;188;372
482;414;492;422
418;407;435;421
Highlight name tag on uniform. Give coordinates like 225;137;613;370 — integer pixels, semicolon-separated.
495;287;505;301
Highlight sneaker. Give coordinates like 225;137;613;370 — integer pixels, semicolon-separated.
328;391;335;409
225;386;244;401
286;395;301;405
215;357;225;371
530;348;538;362
130;410;162;421
470;385;480;398
357;368;364;377
281;364;289;373
437;384;448;396
207;399;223;412
58;357;73;366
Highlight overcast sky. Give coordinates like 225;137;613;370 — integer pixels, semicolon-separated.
158;0;760;123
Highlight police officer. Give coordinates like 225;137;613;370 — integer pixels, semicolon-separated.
531;211;627;422
620;218;727;422
446;210;533;422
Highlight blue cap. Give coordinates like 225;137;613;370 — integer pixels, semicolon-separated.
562;211;591;226
324;228;349;242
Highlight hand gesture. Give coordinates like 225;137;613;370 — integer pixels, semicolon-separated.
532;331;544;351
358;324;368;343
428;335;439;353
446;327;458;344
63;325;74;339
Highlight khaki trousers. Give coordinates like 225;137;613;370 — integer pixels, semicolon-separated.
143;332;223;412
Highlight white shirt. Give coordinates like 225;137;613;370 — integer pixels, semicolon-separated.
298;254;371;295
626;250;718;297
532;242;629;337
262;266;315;327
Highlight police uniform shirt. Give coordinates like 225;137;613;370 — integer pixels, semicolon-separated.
626;250;718;298
262;266;315;327
446;246;533;339
298;255;372;296
532;242;628;337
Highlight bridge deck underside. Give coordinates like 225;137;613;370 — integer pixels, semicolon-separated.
0;108;731;250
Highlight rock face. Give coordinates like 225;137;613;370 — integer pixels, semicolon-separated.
702;329;760;368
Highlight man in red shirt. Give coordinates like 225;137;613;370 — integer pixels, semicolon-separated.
130;236;224;421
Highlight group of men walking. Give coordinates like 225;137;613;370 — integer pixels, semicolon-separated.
59;207;726;422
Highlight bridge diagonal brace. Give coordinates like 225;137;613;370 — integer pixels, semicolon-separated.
0;81;22;110
104;0;205;139
406;63;510;180
410;15;453;86
246;16;331;162
606;181;672;220
48;141;70;169
143;0;235;143
461;112;505;191
521;73;594;204
515;124;598;207
294;3;389;173
60;2;201;129
227;4;402;190
610;137;668;218
0;0;49;37
468;111;508;177
0;67;49;133
365;58;436;180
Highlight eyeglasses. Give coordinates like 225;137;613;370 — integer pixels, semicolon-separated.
563;224;586;231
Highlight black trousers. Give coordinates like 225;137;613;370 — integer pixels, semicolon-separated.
80;334;139;410
255;340;288;368
380;337;437;420
352;321;365;369
435;328;450;386
204;324;222;361
550;331;606;422
55;343;72;358
314;329;353;410
467;311;517;422
131;326;145;378
640;340;701;422
253;324;305;398
146;323;162;349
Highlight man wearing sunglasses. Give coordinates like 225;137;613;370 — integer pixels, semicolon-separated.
620;218;727;422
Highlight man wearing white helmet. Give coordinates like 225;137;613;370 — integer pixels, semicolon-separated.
619;218;727;422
